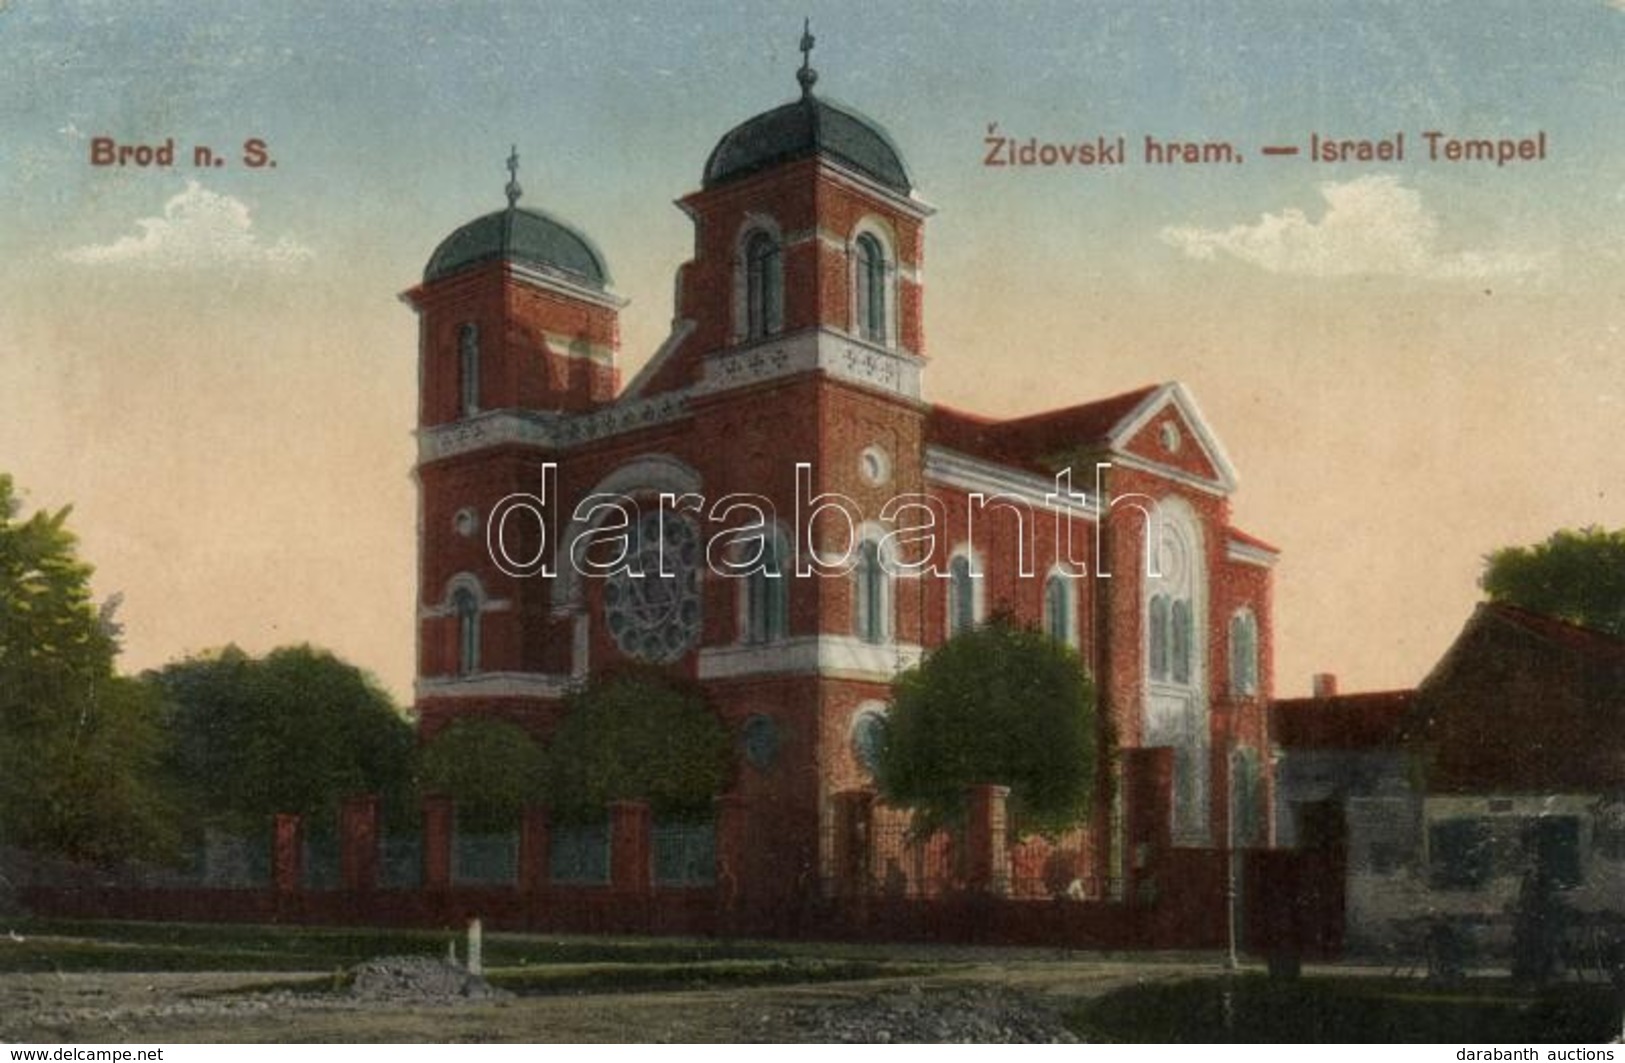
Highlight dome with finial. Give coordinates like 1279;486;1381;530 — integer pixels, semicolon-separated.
701;22;913;195
424;147;611;287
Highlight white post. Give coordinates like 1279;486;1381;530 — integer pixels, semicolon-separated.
467;916;483;976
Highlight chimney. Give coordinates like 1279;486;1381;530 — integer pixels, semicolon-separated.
1312;673;1339;698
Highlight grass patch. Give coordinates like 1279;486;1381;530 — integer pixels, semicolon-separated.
1068;975;1622;1043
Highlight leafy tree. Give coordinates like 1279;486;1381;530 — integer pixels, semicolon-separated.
544;666;730;823
879;613;1101;837
1481;526;1625;636
150;644;415;835
419;718;545;832
0;474;177;862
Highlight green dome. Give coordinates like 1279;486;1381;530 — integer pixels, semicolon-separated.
424;206;610;287
703;94;912;194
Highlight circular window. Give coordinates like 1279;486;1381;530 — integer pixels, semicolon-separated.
1160;422;1183;453
453;507;479;537
851;708;888;775
859;445;891;487
741;714;779;771
603;509;703;663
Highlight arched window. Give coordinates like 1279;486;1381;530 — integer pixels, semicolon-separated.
947;554;976;637
854;233;887;343
851;705;888;776
744;532;789;645
854;539;889;644
1170;599;1193;684
1229;609;1259;697
744;231;783;339
457;323;480;417
452;586;480;675
1148;595;1170;680
1044;573;1073;646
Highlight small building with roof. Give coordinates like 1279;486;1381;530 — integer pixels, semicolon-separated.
1271;602;1625;955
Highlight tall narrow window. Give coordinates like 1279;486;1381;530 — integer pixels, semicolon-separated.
1229;610;1258;697
1149;595;1170;680
744;533;789;644
1170;599;1193;684
453;587;480;675
948;554;975;637
458;323;480;416
745;232;783;339
855;233;886;343
1044;574;1072;645
855;539;887;644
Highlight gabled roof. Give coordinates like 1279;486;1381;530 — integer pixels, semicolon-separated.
925;382;1239;493
925;385;1157;470
1408;601;1625;793
1474;601;1625;663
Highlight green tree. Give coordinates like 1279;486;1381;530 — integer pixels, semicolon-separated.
419;718;545;832
1481;525;1625;637
0;474;177;862
151;644;415;835
544;667;730;823
879;613;1101;837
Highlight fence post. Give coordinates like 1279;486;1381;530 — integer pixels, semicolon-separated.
518;803;550;894
422;794;454;890
713;793;749;914
609;799;652;896
830;790;875;901
1125;747;1173;906
340;794;379;892
965;784;1012;896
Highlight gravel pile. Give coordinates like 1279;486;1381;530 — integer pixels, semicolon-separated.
766;984;1079;1043
349;956;509;1003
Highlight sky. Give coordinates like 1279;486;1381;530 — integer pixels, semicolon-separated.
2;0;1622;704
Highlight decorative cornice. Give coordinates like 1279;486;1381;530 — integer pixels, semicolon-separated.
419;327;924;465
506;259;629;310
814;156;936;220
1107;450;1231;498
417;391;692;464
415;671;574;700
1226;539;1280;569
698;635;923;681
696;328;923;401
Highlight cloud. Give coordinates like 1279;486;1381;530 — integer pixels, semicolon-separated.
1159;175;1551;280
62;181;313;271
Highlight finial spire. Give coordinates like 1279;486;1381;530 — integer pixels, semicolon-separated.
796;18;818;96
504;145;522;209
